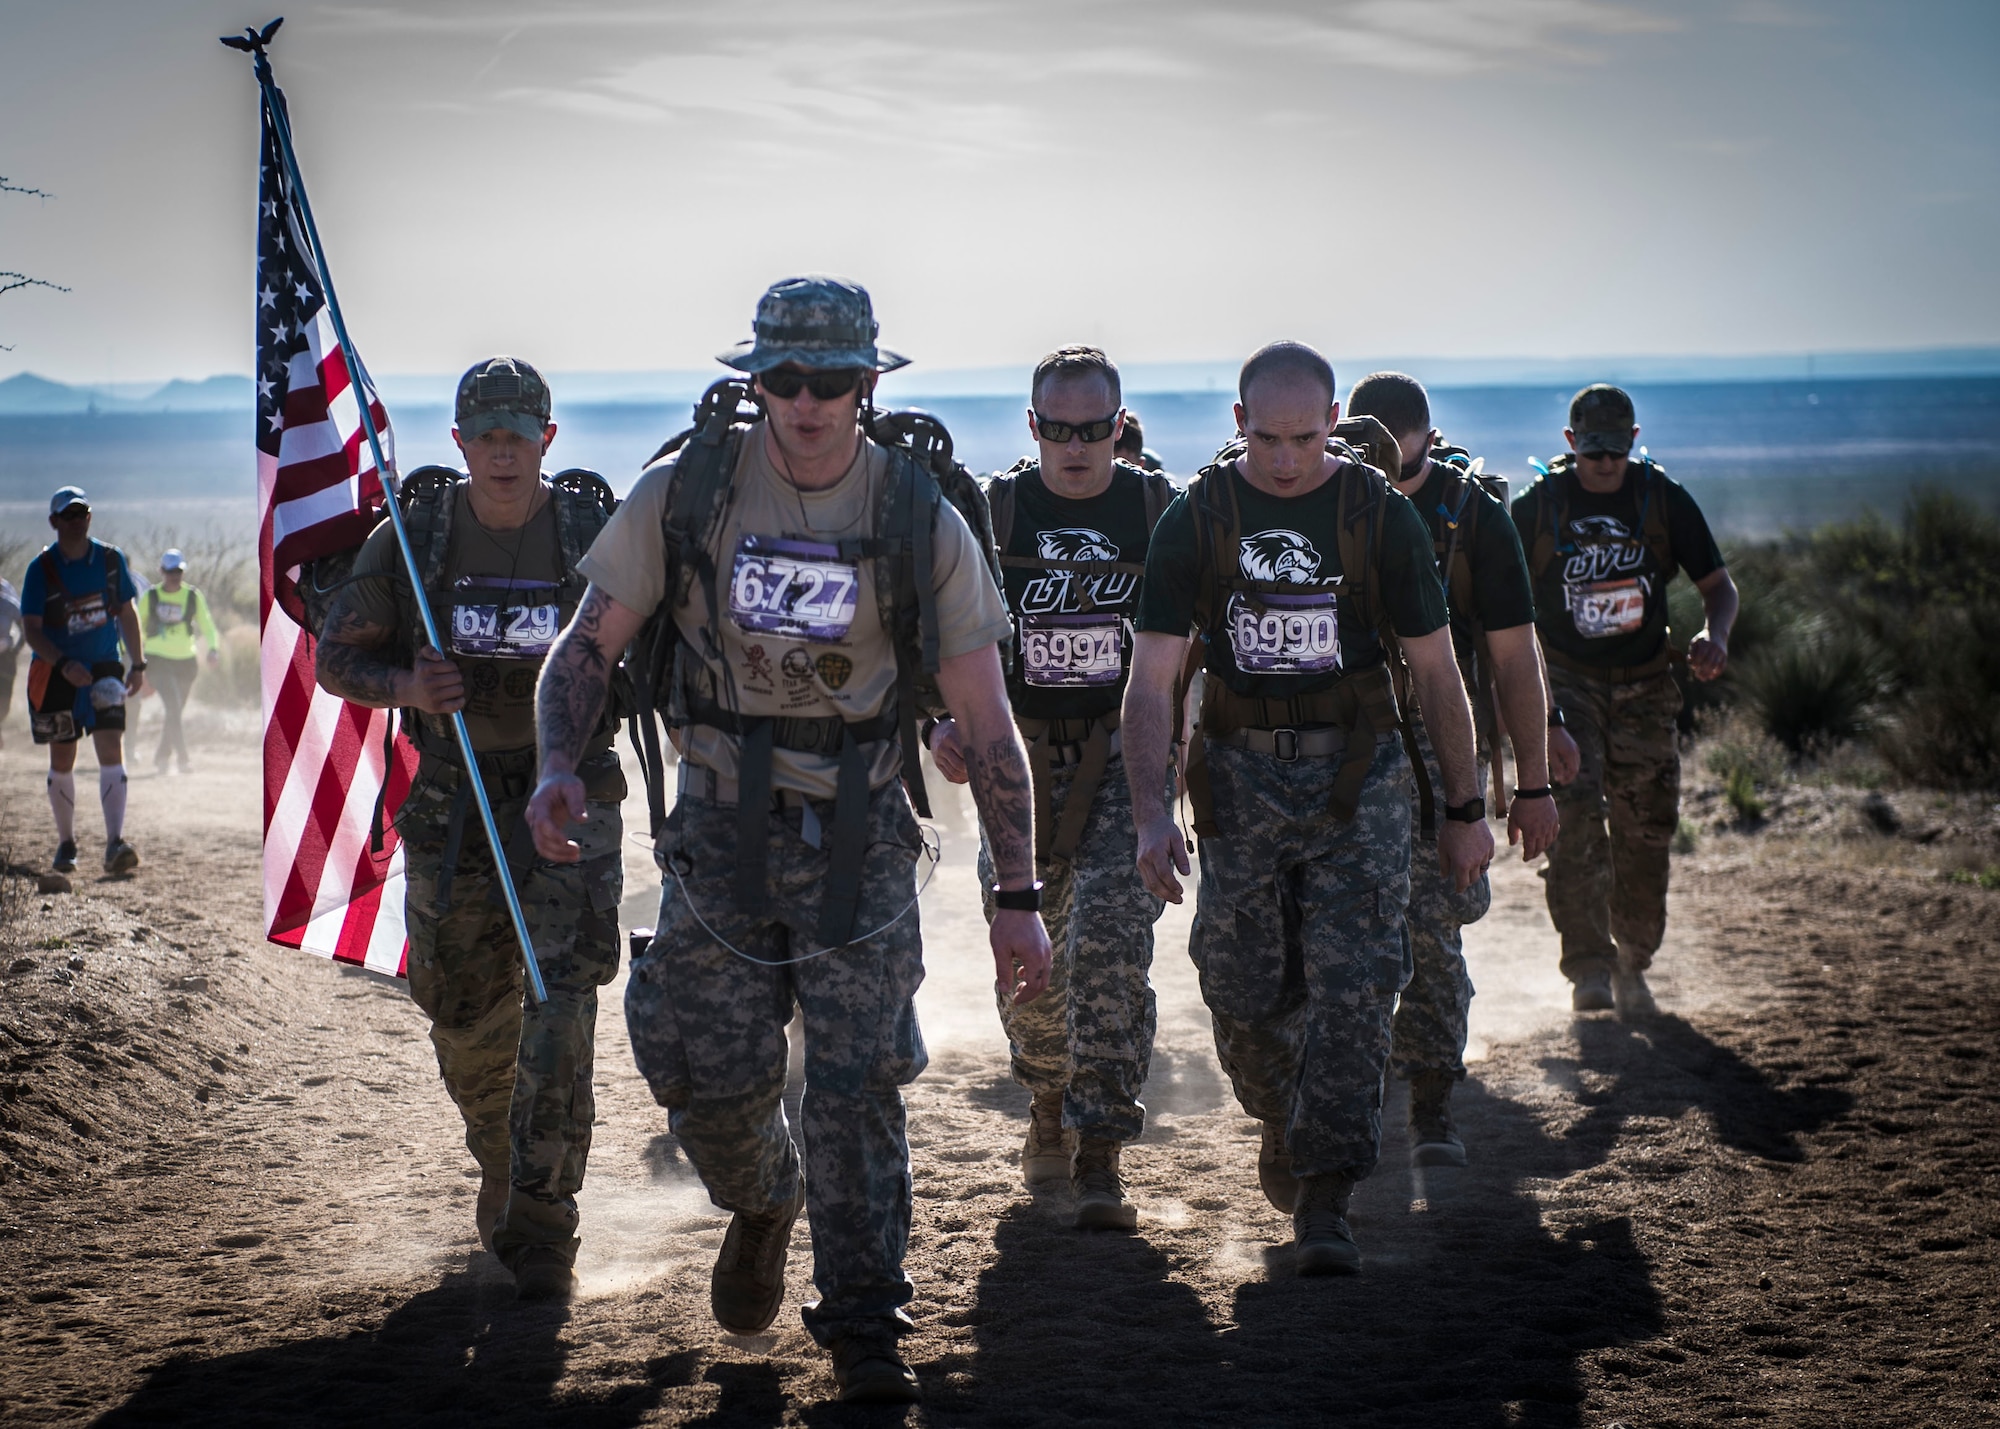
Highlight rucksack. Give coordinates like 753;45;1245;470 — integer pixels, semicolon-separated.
984;456;1179;570
1175;416;1434;837
623;379;1005;932
35;541;131;645
142;584;201;640
1523;453;1674;591
1424;441;1513;806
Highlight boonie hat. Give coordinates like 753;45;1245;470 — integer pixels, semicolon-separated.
49;485;91;516
160;549;186;572
1569;384;1636;456
719;276;910;375
455;357;552;440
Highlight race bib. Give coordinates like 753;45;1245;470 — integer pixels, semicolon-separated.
154;601;185;625
64;591;108;638
1020;614;1125;688
449;577;561;659
1227;591;1342;674
729;534;859;644
1566;578;1647;639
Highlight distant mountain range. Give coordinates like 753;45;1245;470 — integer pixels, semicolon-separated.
6;345;2000;415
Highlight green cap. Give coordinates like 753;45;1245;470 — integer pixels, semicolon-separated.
455;356;551;440
1569;384;1635;455
718;276;910;375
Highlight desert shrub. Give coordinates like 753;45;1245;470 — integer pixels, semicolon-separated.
1702;710;1790;790
1735;624;1886;754
1723;768;1766;823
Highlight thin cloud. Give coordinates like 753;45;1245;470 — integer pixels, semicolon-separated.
1194;0;1675;75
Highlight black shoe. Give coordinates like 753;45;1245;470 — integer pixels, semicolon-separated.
1293;1174;1361;1276
1408;1072;1469;1169
509;1244;577;1303
1258;1119;1299;1213
711;1171;804;1335
52;840;77;875
831;1337;920;1404
104;840;140;876
1072;1137;1137;1231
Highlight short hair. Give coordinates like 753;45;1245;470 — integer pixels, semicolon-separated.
1114;410;1146;458
1346;371;1431;441
1238;341;1335;411
1032;346;1121;410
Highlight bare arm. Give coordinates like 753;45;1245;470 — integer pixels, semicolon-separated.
1485;622;1559;860
314;599;446;711
1123;630;1193;903
115;601;145;694
525;584;646;862
1403;626;1497;891
1688;567;1738;681
934;643;1035;887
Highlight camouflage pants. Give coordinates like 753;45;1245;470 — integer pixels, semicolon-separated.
1544;667;1681;980
399;771;624;1262
1389;713;1490;1082
977;754;1162;1142
626;781;928;1347
1189;733;1413;1182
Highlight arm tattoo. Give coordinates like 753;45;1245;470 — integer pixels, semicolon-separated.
964;735;1035;882
314;602;406;708
537;588;614;771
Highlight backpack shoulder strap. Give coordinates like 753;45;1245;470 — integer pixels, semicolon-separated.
548;467;616;593
1140;467;1177;536
1634;457;1675;574
1524;459;1574;585
1185;460;1239;635
1334;458;1391;638
986;461;1027;558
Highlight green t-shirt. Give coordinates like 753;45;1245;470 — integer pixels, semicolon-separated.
1511;460;1724;669
995;461;1160;722
1410;462;1536;659
342;482;569;753
1136;462;1448;698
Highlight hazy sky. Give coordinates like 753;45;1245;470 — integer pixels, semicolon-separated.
2;0;1996;385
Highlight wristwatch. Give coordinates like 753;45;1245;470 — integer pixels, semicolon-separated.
1444;797;1486;823
1547;707;1567;729
128;661;147;674
920;716;942;750
991;881;1044;912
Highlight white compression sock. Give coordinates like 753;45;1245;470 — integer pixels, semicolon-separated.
100;765;127;844
48;770;76;843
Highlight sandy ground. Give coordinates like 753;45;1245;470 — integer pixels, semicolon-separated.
0;699;1995;1427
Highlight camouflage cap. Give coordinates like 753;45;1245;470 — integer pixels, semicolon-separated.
1569;383;1636;455
718;276;910;375
455;356;551;440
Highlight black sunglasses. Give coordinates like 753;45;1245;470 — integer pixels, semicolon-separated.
1034;411;1120;444
759;367;865;401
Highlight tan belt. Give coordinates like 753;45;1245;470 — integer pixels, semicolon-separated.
1017;711;1121;867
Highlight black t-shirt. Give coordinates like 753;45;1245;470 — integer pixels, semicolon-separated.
996;462;1160;721
1511;460;1725;669
1411;462;1537;660
1137;462;1448;698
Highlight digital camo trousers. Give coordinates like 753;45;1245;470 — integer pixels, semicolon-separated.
625;782;928;1347
1189;733;1413;1182
1544;666;1682;980
398;777;624;1262
977;754;1162;1142
1390;713;1490;1082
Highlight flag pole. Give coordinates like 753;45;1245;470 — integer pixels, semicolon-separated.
224;18;549;1005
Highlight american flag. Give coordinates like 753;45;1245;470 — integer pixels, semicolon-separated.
255;87;414;976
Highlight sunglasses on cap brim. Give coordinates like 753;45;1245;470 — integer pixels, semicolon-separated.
1034;412;1120;444
758;367;866;401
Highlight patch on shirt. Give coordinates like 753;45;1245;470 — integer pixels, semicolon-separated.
728;534;859;644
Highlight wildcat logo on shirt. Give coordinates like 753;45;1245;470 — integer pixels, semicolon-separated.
1017;528;1137;615
1560;515;1648;584
1239;529;1326;583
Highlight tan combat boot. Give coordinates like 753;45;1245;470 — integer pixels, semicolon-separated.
1408;1071;1469;1168
711;1170;805;1336
1021;1090;1076;1188
1613;945;1658;1020
1293;1173;1361;1276
1258;1119;1300;1213
475;1170;509;1254
1072;1137;1138;1231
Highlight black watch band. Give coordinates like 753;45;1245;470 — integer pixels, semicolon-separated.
1444;797;1486;823
920;716;941;751
991;881;1043;912
128;661;147;673
1512;786;1554;801
1547;707;1567;729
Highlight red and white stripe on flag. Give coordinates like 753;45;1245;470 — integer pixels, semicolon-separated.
255;98;414;975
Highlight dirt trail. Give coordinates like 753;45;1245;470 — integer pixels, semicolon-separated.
1;714;1995;1427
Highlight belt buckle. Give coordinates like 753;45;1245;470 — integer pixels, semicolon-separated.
1272;728;1300;763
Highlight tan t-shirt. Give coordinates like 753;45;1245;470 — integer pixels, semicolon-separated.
579;423;1011;798
344;484;565;752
